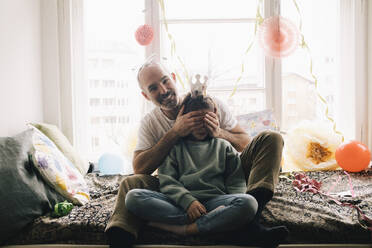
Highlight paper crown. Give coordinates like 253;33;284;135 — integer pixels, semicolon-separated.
188;74;208;98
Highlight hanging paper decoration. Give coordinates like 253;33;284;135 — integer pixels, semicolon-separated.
135;24;154;46
335;141;371;172
258;16;300;58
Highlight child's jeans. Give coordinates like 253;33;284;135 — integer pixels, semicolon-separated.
125;189;258;234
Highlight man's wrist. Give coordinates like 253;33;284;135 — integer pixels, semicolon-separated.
216;128;226;139
168;127;181;141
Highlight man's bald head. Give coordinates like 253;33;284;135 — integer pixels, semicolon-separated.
137;60;170;90
136;59;179;111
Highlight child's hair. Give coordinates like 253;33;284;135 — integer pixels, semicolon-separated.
182;93;215;114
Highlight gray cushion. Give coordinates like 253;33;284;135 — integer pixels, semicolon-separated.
0;129;65;244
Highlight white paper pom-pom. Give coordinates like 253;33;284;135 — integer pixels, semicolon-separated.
286;121;342;171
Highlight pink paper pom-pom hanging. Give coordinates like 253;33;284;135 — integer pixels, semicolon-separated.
135;24;154;46
258;16;300;58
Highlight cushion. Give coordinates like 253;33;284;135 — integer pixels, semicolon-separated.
29;127;90;205
0;129;65;244
236;109;279;137
28;123;89;175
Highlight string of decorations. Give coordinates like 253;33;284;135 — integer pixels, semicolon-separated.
291;0;344;142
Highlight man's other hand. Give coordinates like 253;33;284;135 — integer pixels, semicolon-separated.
187;200;207;222
205;111;221;138
172;105;205;137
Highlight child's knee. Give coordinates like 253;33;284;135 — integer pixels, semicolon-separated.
125;189;144;212
234;195;258;221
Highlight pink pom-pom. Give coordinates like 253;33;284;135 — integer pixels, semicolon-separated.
135;24;154;46
258;16;300;58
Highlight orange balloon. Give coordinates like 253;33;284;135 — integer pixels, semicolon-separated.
335;141;371;172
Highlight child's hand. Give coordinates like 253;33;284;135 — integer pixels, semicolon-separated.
187;200;207;222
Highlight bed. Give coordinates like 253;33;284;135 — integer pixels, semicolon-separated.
2;168;372;247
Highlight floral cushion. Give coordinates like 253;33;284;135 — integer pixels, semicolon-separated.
28;122;89;175
29;127;90;205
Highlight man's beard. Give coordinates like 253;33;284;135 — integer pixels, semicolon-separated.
158;90;178;109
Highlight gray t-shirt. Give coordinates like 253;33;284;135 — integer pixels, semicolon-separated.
135;97;238;151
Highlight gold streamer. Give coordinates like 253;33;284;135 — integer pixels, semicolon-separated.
293;0;344;142
229;0;264;98
157;0;188;89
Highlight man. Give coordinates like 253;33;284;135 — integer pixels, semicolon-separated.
105;60;288;248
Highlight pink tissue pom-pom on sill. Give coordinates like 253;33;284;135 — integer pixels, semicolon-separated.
135;24;154;46
258;16;300;58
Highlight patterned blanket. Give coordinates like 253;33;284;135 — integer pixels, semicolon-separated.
6;170;372;245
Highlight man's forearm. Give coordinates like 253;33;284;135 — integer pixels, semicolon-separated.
133;129;180;174
219;129;250;152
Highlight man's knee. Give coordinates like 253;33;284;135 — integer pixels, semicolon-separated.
120;174;159;192
258;130;284;148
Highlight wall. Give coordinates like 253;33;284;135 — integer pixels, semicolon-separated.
0;0;43;136
41;0;61;129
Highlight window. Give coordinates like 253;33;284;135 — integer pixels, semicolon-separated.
160;0;265;112
89;79;100;88
74;0;369;165
90;117;101;125
281;0;341;133
89;98;101;107
83;0;145;162
91;137;100;150
102;80;115;88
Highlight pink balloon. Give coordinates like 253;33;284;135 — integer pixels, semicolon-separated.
258;16;300;58
135;24;154;46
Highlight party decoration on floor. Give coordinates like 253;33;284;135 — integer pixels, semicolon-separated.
52;200;73;217
286;121;343;171
258;16;300;58
292;172;372;232
335;141;371;172
135;24;154;46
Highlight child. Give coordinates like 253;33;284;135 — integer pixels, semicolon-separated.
125;93;258;236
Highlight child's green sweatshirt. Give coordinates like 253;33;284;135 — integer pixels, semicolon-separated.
158;138;246;211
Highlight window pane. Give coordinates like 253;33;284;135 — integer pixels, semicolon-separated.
281;0;341;133
84;0;145;169
164;0;258;19
161;22;265;112
210;90;265;117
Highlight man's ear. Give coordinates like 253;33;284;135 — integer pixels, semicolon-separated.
141;91;150;101
171;72;176;81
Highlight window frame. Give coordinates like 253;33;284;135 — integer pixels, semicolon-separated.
145;0;281;122
43;0;370;156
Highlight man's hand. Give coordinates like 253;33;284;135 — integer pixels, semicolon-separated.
205;111;221;138
172;105;205;137
187;200;207;222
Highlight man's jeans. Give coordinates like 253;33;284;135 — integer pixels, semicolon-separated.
125;189;258;234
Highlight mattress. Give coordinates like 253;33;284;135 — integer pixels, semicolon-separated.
5;169;372;246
